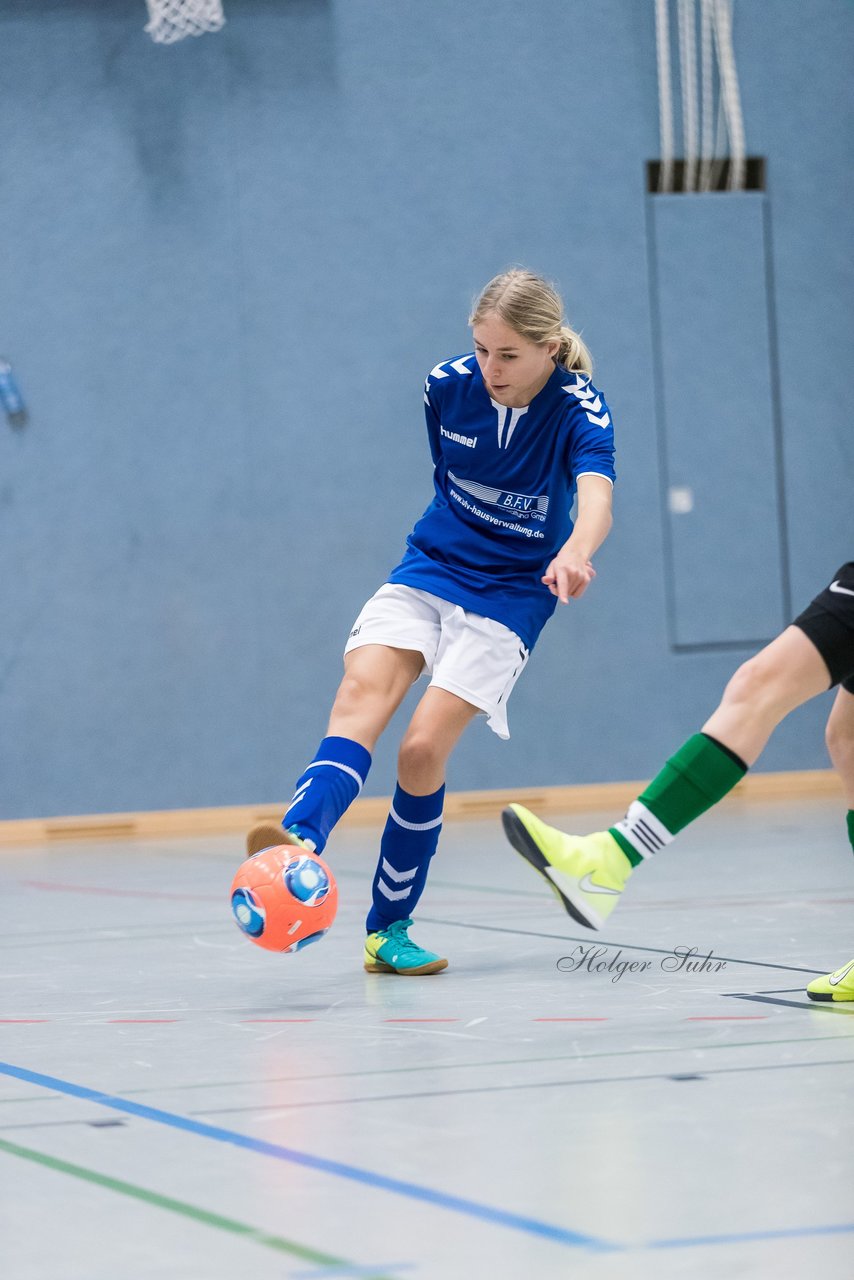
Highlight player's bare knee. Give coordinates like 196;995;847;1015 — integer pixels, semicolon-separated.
826;704;854;770
330;670;381;720
397;731;446;782
721;652;789;717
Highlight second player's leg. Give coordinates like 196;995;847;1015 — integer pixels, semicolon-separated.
502;624;835;930
825;687;854;807
702;625;832;765
807;686;854;1002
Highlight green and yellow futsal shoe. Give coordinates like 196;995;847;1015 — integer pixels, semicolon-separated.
364;918;448;975
245;821;312;859
502;804;633;931
806;958;854;1002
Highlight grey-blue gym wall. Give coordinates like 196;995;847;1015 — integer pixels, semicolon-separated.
0;0;851;820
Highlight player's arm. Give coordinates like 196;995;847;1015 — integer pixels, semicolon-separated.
542;474;613;604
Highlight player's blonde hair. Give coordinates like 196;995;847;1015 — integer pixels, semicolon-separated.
469;268;593;376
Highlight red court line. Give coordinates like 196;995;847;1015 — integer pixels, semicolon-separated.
533;1017;610;1022
0;1019;50;1024
685;1016;768;1021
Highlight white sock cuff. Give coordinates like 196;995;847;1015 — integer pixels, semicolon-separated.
305;759;365;792
389;803;443;832
613;800;673;859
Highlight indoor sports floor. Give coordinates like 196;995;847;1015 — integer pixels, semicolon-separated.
2;794;853;1279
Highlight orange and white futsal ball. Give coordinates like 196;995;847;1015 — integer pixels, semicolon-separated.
230;846;338;953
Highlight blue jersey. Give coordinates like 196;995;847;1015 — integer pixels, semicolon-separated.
387;353;616;650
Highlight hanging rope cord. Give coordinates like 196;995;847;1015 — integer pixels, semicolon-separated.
699;0;716;190
655;0;676;192
654;0;746;193
713;0;747;189
677;0;699;191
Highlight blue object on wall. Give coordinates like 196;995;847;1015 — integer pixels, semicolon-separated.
0;357;27;428
647;192;790;648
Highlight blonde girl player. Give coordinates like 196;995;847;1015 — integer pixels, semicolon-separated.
503;563;854;1001
244;268;616;974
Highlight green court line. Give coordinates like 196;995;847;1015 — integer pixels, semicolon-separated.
0;1136;398;1280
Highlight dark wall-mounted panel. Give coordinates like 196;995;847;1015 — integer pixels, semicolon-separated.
648;193;789;648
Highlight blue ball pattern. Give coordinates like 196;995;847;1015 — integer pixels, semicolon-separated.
284;929;329;954
283;855;330;907
231;887;266;937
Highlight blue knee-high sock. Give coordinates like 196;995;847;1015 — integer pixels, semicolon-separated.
366;783;445;933
282;736;372;855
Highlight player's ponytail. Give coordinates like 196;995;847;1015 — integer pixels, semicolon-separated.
556;325;593;376
470;269;593;376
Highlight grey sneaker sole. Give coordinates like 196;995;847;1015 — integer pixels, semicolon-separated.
364;956;449;975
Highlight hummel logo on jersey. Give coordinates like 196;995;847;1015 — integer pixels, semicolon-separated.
441;424;476;448
829;959;854;986
829;580;854;598
578;872;620;896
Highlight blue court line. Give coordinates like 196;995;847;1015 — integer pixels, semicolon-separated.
0;1060;614;1253
647;1221;854;1249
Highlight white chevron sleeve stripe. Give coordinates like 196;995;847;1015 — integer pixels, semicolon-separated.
389;803;443;832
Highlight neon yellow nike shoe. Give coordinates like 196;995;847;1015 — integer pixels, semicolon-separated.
502;804;633;930
806;958;854;1002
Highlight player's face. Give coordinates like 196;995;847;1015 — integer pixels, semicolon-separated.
473;313;559;408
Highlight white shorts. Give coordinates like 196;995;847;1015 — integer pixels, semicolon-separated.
343;583;530;740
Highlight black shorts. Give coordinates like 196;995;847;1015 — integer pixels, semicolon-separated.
793;562;854;693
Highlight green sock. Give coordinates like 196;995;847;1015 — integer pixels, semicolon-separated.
847;810;854;855
610;733;748;867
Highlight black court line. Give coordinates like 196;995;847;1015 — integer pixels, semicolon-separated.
2;1055;852;1130
418;916;823;975
725;993;854;1015
160;1055;853;1116
3;1033;845;1110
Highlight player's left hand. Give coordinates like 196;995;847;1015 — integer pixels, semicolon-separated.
542;550;595;604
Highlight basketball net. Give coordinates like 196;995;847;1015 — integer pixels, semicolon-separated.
145;0;225;44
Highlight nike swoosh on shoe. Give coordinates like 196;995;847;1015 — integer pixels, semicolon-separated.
578;872;621;896
829;960;854;986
